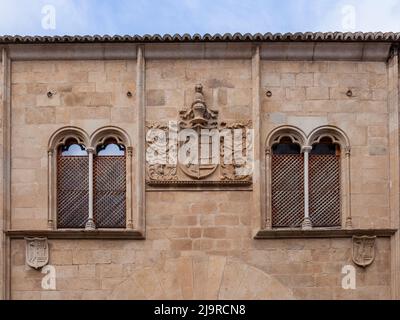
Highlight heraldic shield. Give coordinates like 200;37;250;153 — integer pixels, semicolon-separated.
352;236;376;268
25;237;49;269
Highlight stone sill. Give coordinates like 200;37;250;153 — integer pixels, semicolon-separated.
5;229;145;240
254;228;397;239
146;180;253;192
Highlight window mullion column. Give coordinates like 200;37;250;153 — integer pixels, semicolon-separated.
127;147;133;229
265;148;272;229
345;146;352;229
47;149;54;229
302;146;313;230
85;147;96;230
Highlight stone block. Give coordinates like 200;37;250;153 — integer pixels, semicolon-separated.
286;87;306;101
203;227;227;239
314;73;339;87
146;89;166;106
295;73;314;87
262;73;280;87
280;74;295;87
170;239;193;251
25;107;56;124
306;87;329;100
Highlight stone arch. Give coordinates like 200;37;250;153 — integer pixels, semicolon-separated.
265;126;307;152
48;126;89;150
307;125;350;150
110;256;293;300
89;126;132;150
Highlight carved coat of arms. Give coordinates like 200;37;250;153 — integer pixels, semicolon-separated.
178;84;219;180
146;84;253;187
352;236;376;268
25;237;49;269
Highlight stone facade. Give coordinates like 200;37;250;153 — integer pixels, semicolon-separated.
262;60;390;229
11;60;137;230
1;34;400;300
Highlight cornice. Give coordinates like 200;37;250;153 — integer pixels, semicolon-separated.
1;32;400;44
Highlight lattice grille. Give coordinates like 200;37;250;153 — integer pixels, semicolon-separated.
57;156;89;228
271;154;304;228
309;155;341;227
94;156;126;228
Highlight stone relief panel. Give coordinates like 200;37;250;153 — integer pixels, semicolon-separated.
146;84;253;187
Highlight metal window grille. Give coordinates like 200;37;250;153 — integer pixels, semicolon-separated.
57;156;89;228
309;154;341;227
94;156;126;228
271;154;305;228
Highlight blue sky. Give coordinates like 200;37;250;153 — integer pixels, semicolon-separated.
0;0;399;35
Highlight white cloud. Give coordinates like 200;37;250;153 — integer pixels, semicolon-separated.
0;0;399;35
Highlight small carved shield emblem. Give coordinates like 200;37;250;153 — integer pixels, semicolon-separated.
352;236;376;268
25;237;49;269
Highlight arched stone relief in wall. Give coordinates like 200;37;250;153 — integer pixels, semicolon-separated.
146;84;253;188
110;256;294;300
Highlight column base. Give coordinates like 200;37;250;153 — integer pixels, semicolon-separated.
301;217;313;230
47;220;54;230
345;218;353;229
85;219;96;231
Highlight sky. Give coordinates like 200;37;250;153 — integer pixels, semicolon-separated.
0;0;400;36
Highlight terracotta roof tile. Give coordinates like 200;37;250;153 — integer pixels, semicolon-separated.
1;32;400;44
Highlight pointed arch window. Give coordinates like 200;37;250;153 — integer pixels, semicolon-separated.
309;137;342;228
57;139;89;229
271;137;304;228
94;139;127;229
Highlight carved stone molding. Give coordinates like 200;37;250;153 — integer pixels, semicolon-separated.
179;84;219;130
10;230;145;240
146;84;253;188
255;229;396;239
220;121;253;183
146;122;178;182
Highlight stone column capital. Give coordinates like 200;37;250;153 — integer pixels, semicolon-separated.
127;146;133;157
301;146;312;154
86;147;96;155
